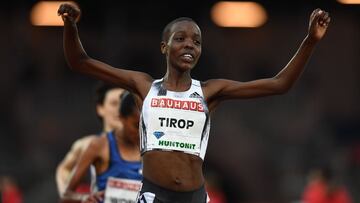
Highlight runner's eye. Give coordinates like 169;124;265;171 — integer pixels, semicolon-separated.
194;40;201;46
174;37;184;41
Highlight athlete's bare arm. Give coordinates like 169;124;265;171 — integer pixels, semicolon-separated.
57;3;152;100
56;135;96;195
62;136;106;201
204;8;330;111
83;191;105;203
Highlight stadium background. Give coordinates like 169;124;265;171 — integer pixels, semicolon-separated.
0;0;359;202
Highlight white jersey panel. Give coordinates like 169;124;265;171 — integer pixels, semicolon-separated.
140;79;210;160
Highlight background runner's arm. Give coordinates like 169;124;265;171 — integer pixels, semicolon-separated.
56;139;85;195
62;139;101;200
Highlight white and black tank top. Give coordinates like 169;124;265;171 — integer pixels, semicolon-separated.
140;78;210;160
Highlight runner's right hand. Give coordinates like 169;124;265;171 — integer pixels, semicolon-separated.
58;3;81;24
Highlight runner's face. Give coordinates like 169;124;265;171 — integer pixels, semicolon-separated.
97;89;124;130
164;21;202;71
122;110;140;144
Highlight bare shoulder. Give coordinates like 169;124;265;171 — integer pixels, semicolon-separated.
201;79;242;112
131;71;154;99
86;134;109;163
201;79;228;100
58;135;98;167
87;135;107;151
134;71;153;82
72;134;98;152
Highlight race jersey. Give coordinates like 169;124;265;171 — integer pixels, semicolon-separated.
95;131;142;191
140;78;210;160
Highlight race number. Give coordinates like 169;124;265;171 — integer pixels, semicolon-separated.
104;177;142;203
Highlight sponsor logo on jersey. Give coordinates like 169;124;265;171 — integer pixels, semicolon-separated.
189;92;201;98
153;131;165;139
158;140;196;150
151;98;204;112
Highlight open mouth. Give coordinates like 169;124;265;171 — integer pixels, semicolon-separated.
181;53;194;62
